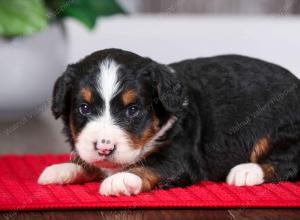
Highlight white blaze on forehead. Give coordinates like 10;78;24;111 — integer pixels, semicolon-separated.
97;59;120;119
93;58;122;146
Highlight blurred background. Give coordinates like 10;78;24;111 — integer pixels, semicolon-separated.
0;0;299;154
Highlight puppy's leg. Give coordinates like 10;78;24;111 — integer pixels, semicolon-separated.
99;167;158;196
257;142;300;184
227;126;300;186
38;163;98;185
226;156;299;186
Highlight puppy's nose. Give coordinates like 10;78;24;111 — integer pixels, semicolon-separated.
95;139;116;156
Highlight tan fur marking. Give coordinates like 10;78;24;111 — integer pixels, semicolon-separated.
129;115;160;149
69;115;78;143
81;87;92;103
128;167;159;192
250;136;270;163
261;164;277;182
122;90;137;106
70;154;104;179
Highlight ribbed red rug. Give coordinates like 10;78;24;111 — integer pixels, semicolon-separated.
0;154;300;211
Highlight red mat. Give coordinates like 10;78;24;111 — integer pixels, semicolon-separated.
0;154;300;211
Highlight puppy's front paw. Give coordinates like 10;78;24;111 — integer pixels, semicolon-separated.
226;163;264;186
100;172;142;196
38;163;84;185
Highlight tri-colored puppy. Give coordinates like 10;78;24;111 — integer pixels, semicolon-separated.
38;48;300;196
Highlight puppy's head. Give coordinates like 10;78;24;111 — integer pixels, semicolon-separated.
52;49;187;169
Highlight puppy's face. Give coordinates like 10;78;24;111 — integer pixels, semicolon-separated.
52;49;186;169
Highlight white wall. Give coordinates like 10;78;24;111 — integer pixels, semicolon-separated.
66;15;300;77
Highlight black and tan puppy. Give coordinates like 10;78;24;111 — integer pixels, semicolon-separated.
38;48;300;196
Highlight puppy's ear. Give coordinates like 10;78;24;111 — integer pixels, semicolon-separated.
139;63;187;114
52;66;74;119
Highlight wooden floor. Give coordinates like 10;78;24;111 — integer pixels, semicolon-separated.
1;209;300;220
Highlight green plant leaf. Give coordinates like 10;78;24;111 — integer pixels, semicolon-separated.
0;0;48;37
55;0;126;29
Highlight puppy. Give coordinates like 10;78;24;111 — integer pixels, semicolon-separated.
38;48;300;196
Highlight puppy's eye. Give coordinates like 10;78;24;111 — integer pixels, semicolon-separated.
79;104;91;116
126;105;140;118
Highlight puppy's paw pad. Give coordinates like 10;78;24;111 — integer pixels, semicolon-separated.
38;163;81;185
100;172;142;196
226;163;264;186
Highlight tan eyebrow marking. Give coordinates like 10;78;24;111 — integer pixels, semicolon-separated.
80;87;93;103
122;89;137;106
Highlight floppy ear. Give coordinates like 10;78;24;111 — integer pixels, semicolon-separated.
139;63;187;114
51;66;74;119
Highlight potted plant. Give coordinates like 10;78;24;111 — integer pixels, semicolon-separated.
0;0;125;120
